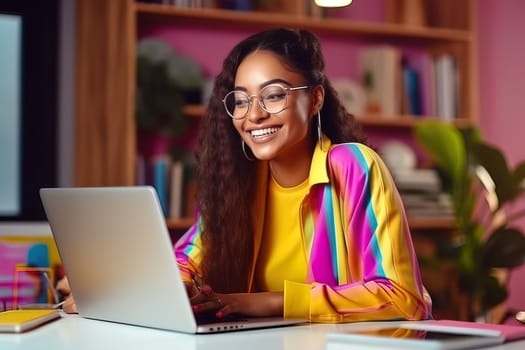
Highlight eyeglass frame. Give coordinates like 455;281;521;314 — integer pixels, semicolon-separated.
222;83;311;119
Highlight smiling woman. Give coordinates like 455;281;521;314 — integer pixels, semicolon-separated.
171;28;433;323
60;27;433;324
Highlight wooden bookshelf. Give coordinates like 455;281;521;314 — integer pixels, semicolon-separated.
74;0;477;234
408;216;456;230
136;3;473;42
184;104;475;129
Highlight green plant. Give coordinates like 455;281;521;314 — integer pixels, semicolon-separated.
136;38;204;138
413;120;525;321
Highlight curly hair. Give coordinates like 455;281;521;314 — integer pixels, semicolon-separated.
195;28;367;292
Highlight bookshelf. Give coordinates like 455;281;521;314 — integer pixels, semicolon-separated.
73;0;477;232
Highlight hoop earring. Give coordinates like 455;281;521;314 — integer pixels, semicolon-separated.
241;139;255;161
317;111;323;150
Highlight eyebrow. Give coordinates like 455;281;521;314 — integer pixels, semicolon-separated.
233;78;293;92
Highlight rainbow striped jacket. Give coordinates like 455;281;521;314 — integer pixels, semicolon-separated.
175;137;432;322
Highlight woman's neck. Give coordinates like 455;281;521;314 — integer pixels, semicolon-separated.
269;141;314;188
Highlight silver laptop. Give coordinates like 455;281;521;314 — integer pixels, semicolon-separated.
40;186;307;334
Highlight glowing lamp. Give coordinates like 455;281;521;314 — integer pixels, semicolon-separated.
314;0;352;8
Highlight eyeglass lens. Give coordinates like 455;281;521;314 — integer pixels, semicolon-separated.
224;85;289;119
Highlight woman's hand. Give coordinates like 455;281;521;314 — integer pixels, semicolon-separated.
57;275;283;318
189;282;283;318
213;292;284;318
56;276;78;314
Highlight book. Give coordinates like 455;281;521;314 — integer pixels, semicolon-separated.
402;66;422;116
152;156;171;217
392;168;442;193
358;45;402;117
169;161;184;219
426;320;525;342
327;322;504;349
434;54;459;121
403;50;436;117
168;151;198;219
181;155;198;218
0;309;60;333
135;154;146;186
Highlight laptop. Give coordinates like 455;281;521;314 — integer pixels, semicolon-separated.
40;186;307;334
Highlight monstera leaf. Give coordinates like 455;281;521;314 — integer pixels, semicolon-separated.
472;143;525;208
482;227;525;268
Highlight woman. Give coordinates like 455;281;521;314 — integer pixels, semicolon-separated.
176;28;432;323
60;28;431;322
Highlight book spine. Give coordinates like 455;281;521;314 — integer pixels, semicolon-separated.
402;66;422;116
434;54;458;121
169;161;184;219
153;157;170;217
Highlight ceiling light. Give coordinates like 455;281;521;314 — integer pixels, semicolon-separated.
314;0;353;8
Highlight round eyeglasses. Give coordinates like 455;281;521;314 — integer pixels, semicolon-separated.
222;84;310;119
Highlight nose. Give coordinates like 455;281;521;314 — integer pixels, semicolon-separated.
246;96;268;121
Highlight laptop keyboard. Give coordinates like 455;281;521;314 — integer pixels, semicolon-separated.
194;312;247;325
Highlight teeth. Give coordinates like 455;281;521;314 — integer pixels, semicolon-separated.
250;127;280;138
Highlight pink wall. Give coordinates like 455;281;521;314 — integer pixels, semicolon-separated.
140;0;525;318
477;0;525;318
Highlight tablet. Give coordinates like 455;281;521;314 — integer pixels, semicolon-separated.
0;309;61;333
327;322;505;350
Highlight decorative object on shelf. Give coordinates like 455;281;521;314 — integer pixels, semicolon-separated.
331;78;366;118
379;140;416;173
136;38;204;139
413;120;525;322
358;45;402;117
314;0;352;8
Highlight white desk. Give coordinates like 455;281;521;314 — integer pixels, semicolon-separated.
1;313;524;350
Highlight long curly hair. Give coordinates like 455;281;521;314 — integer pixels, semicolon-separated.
196;28;367;292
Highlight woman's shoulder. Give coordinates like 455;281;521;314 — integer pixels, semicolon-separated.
328;142;382;164
326;142;391;183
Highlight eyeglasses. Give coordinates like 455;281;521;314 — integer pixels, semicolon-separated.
222;84;310;119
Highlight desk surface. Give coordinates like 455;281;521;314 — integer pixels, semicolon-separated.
1;313;524;350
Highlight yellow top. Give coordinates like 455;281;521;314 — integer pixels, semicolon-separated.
255;176;309;292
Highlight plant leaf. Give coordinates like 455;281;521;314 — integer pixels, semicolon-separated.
413;121;466;186
482;227;525;268
481;275;508;311
472;143;514;206
512;161;525;195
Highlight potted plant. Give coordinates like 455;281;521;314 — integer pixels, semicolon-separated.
136;38;204;156
413;120;525;322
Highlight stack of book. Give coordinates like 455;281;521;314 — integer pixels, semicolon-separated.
392;168;454;220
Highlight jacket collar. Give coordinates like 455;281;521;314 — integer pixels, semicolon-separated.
309;134;331;186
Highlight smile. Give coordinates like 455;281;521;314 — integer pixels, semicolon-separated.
250;127;281;138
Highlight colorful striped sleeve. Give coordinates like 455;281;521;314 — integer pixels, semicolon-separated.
174;217;204;283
